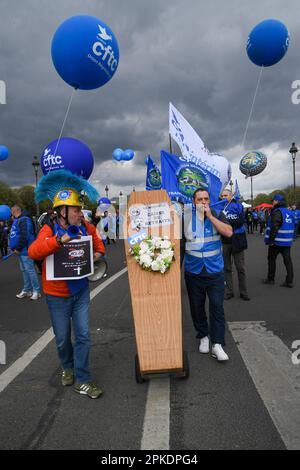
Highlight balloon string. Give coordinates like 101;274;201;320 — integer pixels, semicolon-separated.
49;87;77;173
242;65;264;149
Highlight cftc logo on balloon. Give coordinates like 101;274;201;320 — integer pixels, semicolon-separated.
41;137;94;180
52;15;119;90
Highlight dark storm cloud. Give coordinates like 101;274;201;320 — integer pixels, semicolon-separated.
0;0;299;197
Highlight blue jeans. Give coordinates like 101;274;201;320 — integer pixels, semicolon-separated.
19;255;40;293
46;286;91;383
185;270;226;345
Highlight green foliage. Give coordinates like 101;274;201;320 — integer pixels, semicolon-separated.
253;186;300;207
0;181;22;206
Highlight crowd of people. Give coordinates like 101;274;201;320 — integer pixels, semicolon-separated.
0;182;299;396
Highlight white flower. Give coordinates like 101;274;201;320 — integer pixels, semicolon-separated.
139;241;150;253
151;260;161;271
139;253;152;268
159;240;172;249
130;236;174;273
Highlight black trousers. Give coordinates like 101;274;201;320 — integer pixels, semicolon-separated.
267;245;294;284
185;271;225;345
223;244;248;296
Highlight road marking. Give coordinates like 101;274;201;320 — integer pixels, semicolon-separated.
90;267;127;300
141;378;170;450
228;321;300;450
0;268;128;394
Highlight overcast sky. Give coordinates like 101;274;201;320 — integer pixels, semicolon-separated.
1;0;300;200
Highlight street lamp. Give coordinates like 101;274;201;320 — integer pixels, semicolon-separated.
32;155;40;218
289;142;298;204
132;185;136;192
105;185;109;197
119;191;123;197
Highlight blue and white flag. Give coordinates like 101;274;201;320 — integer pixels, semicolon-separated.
146;155;162;190
210;199;229;215
169;102;231;187
234;179;241;200
160;150;222;205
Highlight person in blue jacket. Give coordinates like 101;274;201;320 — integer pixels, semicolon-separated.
10;205;41;299
182;188;233;361
263;195;294;288
220;189;250;301
291;204;300;239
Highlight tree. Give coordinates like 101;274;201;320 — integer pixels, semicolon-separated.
253;193;272;206
15;185;36;215
0;181;22;206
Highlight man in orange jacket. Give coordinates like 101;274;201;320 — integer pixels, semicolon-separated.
29;170;105;399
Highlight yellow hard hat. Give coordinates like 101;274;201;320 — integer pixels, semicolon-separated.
53;189;84;209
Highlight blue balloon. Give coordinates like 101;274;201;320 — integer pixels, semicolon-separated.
0;146;9;161
51;15;119;90
0;205;11;221
112;148;123;161
40;137;94;180
98;197;111;211
246;19;290;67
145;156;150;165
123;149;134;161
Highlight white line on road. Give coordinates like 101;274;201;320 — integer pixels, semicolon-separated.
0;268;128;394
228;321;300;450
141;378;170;450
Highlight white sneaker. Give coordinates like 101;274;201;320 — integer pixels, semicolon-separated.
16;291;32;299
199;336;209;354
212;344;229;361
30;292;41;300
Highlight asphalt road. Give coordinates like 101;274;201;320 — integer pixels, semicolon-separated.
0;233;299;450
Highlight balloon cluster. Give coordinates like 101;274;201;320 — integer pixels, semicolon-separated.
112;148;134;162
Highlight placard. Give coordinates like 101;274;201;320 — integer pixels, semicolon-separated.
129;202;173;230
46;236;94;280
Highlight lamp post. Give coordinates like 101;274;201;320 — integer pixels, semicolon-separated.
105;185;109;198
289;142;298;204
32;155;40;218
132;185;136;192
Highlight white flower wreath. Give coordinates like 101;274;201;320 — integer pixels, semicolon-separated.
129;236;175;274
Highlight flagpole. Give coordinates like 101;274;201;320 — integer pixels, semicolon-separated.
169;134;173;154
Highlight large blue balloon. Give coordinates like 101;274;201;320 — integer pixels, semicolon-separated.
0;205;11;221
51;15;119;90
246;19;290;67
123;149;134;161
40;137;94;179
112;148;123;161
0;146;9;161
